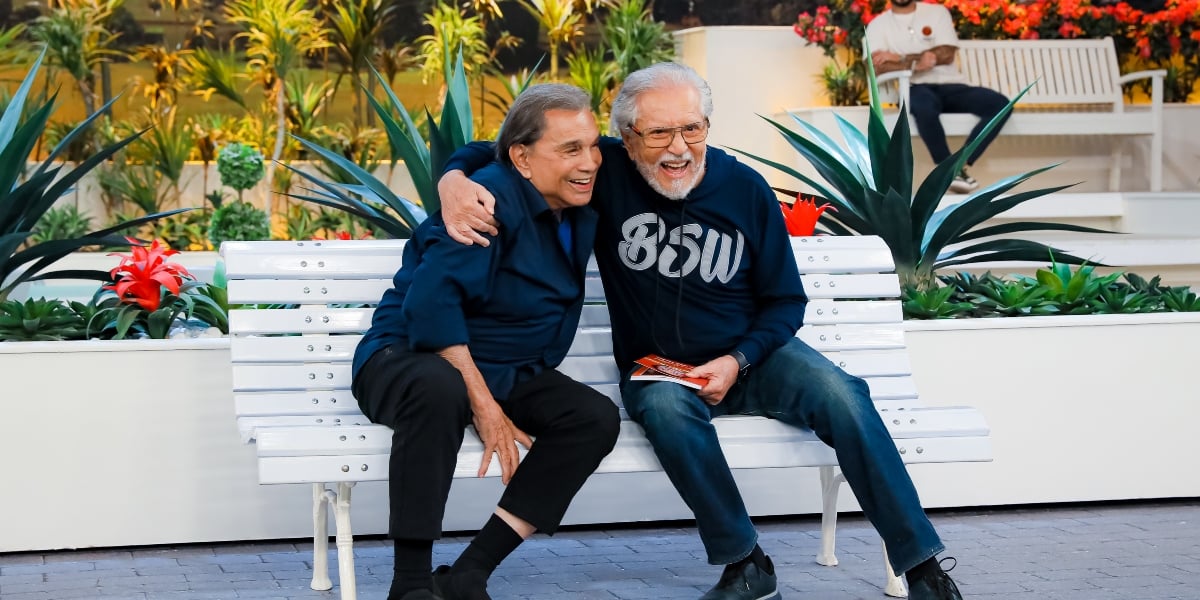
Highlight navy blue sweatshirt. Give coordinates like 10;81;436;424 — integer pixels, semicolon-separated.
446;139;807;372
353;162;598;400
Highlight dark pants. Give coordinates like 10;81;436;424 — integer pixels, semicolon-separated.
909;83;1010;166
353;346;620;540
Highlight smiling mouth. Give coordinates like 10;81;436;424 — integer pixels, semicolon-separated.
569;177;593;190
660;160;691;178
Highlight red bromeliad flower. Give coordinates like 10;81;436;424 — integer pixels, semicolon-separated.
780;194;836;237
103;238;193;311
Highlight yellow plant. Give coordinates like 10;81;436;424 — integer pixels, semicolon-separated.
416;1;490;83
515;0;593;80
31;0;124;115
224;0;331;221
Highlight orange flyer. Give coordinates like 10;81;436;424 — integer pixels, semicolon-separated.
631;354;709;390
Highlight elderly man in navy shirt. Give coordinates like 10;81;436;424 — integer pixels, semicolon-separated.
352;84;620;600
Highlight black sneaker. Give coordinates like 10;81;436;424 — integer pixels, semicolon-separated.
907;558;963;600
396;590;442;600
432;564;491;600
699;555;781;600
949;168;979;193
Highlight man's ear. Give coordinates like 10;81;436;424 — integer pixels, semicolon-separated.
619;133;637;160
509;145;532;179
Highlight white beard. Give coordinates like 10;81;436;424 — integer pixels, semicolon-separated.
635;150;706;201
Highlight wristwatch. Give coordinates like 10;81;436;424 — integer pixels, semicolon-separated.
730;350;751;379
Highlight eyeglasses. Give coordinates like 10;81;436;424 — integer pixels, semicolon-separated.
626;119;709;148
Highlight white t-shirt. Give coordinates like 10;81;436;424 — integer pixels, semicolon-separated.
865;3;966;85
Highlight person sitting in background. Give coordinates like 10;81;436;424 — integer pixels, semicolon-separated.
867;0;1010;193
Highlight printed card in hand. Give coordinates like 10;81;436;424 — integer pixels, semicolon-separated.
631;354;709;390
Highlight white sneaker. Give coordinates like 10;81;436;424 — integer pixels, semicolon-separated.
949;168;979;194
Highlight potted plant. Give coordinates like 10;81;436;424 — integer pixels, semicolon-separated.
0;49;187;304
208;142;271;246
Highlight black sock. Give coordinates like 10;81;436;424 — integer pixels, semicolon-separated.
905;557;941;585
747;544;772;573
388;538;434;600
730;544;771;574
452;513;524;576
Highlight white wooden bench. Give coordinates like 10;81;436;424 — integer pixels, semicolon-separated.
875;37;1165;191
222;234;992;600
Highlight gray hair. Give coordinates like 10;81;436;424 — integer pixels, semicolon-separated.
609;62;714;136
496;83;592;166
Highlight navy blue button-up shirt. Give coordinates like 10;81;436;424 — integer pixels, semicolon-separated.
353;162;598;401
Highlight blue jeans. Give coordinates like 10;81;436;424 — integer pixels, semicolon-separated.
619;338;944;572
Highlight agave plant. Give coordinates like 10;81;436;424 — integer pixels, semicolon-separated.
0;297;88;341
285;46;477;238
0;49;187;303
734;54;1112;291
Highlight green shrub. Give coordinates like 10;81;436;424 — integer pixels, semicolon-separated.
216;142;265;200
910;265;1200;319
29;204;94;245
208;200;270;247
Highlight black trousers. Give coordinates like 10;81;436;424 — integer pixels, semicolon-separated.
353;346;621;540
909;83;1011;166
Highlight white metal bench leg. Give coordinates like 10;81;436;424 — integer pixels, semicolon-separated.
881;541;908;598
816;466;845;567
1150;129;1163;192
333;482;358;600
311;483;333;591
1109;145;1122;192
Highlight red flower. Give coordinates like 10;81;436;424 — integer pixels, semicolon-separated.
780;194;836;237
103;238;193;312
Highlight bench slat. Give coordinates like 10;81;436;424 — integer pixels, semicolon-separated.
255;407;986;459
252;412;991;484
796;324;905;351
226;272;903;305
257;434;992;484
228;279;393;305
804;300;901;325
222;236;892;277
231;360;914;398
235;390;360;416
227;300;901;336
230;307;372;335
231;335;361;362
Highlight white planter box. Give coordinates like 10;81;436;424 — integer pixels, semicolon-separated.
2;313;1198;552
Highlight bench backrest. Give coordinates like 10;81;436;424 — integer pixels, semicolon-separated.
223;236;913;443
875;37;1125;109
957;38;1123;106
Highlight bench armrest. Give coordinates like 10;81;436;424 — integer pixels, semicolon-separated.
1118;69;1167;107
1118;69;1168;84
874;70;913;108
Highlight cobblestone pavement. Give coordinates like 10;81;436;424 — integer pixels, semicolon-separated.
2;500;1198;599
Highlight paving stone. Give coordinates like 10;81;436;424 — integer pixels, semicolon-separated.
5;500;1199;599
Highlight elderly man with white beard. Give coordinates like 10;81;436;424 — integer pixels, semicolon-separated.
436;62;965;600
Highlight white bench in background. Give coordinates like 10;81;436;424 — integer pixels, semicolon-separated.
876;37;1165;191
222;235;992;600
